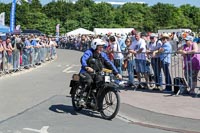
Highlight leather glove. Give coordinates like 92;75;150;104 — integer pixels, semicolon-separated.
116;74;122;80
85;67;94;73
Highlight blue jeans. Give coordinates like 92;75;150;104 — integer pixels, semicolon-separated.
151;58;162;86
34;48;40;63
22;51;30;66
127;59;135;84
12;50;20;70
40;47;45;61
30;48;35;66
159;61;172;91
135;59;148;73
114;59;123;75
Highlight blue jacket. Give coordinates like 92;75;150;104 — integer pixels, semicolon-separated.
80;48;119;75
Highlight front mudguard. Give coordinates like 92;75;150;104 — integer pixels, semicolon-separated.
96;82;120;111
104;82;120;92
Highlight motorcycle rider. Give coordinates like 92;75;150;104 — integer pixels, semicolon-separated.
79;38;122;96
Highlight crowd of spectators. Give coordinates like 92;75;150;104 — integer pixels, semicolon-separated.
1;29;200;96
0;34;57;76
58;30;200;95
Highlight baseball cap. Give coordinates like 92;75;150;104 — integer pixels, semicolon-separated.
150;33;157;37
185;35;193;41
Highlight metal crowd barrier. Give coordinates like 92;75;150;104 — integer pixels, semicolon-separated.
120;52;200;97
0;46;57;76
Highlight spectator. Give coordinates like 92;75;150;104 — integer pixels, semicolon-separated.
117;34;126;52
34;37;41;65
109;36;124;75
153;33;172;92
30;34;36;67
124;37;135;87
194;33;200;44
146;33;163;90
0;37;4;71
170;32;178;53
40;37;46;63
51;37;57;59
132;32;149;89
4;37;14;72
12;35;21;72
177;35;200;95
23;36;32;69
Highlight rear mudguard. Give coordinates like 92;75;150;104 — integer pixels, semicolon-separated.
69;80;80;95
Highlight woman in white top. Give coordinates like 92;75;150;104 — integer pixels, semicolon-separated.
109;36;124;75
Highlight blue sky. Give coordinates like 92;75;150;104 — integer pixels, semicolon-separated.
0;0;200;7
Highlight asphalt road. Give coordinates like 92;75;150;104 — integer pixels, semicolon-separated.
0;49;176;133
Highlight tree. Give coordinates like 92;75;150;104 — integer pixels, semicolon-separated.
76;7;92;30
120;3;151;31
180;4;200;31
64;19;79;32
151;3;177;29
91;2;114;28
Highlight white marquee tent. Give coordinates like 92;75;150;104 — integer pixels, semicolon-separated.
93;28;134;35
66;28;94;36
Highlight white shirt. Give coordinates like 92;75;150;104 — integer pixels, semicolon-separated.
147;40;162;58
111;42;123;59
147;40;162;51
131;38;146;60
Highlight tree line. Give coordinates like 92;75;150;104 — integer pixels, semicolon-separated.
0;0;200;35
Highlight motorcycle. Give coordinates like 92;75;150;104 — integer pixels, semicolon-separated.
69;68;120;120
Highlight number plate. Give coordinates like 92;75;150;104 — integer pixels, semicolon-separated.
104;76;110;82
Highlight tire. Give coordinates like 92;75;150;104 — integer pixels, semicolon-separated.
71;87;83;111
99;89;120;120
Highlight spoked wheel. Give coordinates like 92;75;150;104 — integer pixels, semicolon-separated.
100;89;120;120
71;87;83;111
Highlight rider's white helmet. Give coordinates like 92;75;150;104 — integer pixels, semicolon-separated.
91;39;105;50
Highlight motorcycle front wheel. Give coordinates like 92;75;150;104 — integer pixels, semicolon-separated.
99;89;120;120
71;87;83;111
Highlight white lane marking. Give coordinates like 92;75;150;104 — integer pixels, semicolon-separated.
62;64;80;73
116;112;137;123
57;64;62;67
65;71;77;73
62;66;73;73
71;64;81;67
23;126;49;133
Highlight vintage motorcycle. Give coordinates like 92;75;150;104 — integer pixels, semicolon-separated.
69;68;120;120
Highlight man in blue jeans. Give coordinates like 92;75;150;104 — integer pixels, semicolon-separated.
153;33;172;92
147;33;163;90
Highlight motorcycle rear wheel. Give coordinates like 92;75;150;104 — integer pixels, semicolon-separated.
71;87;83;111
99;89;120;120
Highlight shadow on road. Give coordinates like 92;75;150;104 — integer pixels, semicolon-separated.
49;104;103;120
